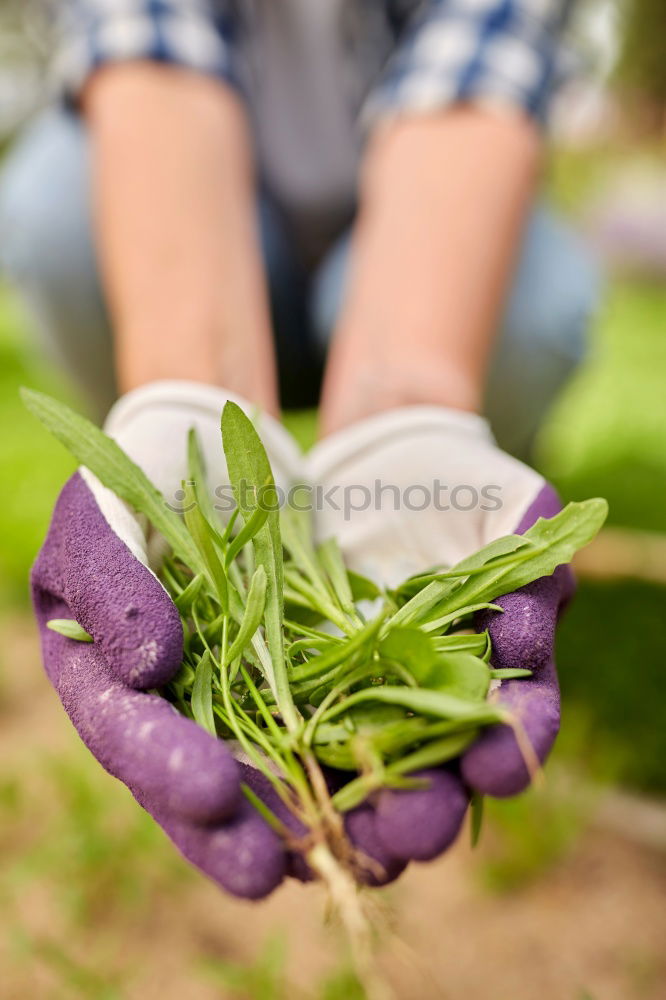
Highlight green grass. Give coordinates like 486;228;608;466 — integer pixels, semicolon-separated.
556;578;666;794
0;288;77;607
537;281;666;533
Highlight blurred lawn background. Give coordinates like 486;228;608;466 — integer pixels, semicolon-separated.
1;1;665;998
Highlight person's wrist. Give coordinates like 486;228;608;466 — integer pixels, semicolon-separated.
319;350;482;437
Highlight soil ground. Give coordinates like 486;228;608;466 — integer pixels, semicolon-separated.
1;615;665;1000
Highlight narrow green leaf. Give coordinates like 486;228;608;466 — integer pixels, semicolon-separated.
390;500;607;629
241;783;291;837
173;572;206;613
224;566;267;665
386;578;460;630
317;537;356;617
221;402;298;731
46;619;93;643
386;731;477;775
428;652;491;700
470;792;484;847
283;619;344;644
420;602;503;633
489;668;533;679
21;388;200;571
378;627;438;685
347;568;382;603
321;684;506;726
432;632;490;659
191;651;216;735
225;504;270;567
187;427;224;536
289;613;386;683
287;636;337;656
434;499;609;617
183;482;228;613
425;535;535;579
280;501;326;590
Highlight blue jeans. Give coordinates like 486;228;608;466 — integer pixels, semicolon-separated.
0;109;599;457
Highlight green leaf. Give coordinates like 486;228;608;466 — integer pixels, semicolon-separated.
470;792;484;847
432;632;490;659
392;499;608;627
489;668;533;680
46;619;93;643
241;783;291;837
183;482;228;613
280;500;325;589
320;684;506;726
281;501;353;631
393;535;532;598
419;601;503;633
225;505;270;566
428;652;490;700
317;537;356;617
386;731;477;775
173;572;207;613
347;569;382;603
283;619;344;644
187;427;224;537
221;402;298;731
21;388;200;571
287;636;338;656
378;627;438;685
289;613;386;683
191;651;216;735
423;535;535;580
380;631;490;699
224;566;267;665
439;499;608;612
387;578;458;630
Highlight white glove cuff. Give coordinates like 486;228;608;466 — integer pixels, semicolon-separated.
104;380;303;486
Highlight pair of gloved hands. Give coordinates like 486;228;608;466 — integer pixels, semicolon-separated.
32;381;573;899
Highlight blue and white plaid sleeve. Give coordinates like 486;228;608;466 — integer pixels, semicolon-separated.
363;0;573;129
54;0;237;101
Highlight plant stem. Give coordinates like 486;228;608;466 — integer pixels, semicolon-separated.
307;843;394;1000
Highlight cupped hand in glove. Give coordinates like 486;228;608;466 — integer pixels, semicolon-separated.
306;406;574;867
31;380;307;899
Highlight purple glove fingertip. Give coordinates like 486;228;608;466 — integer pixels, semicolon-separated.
32;473;183;690
461;658;560;796
344;804;407;886
374;769;468;862
51;637;242;824
462;483;573;796
236;764;315;883
154;799;288;900
479;571;562;675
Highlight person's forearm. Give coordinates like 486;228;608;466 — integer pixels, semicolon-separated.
83;63;278;413
320;107;541;435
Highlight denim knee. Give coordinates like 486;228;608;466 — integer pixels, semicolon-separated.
0;110;96;283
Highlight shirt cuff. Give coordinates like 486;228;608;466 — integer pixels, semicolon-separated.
361;1;571;132
54;3;237;104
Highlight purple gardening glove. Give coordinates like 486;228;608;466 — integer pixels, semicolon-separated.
31;381;306;899
307;406;575;874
